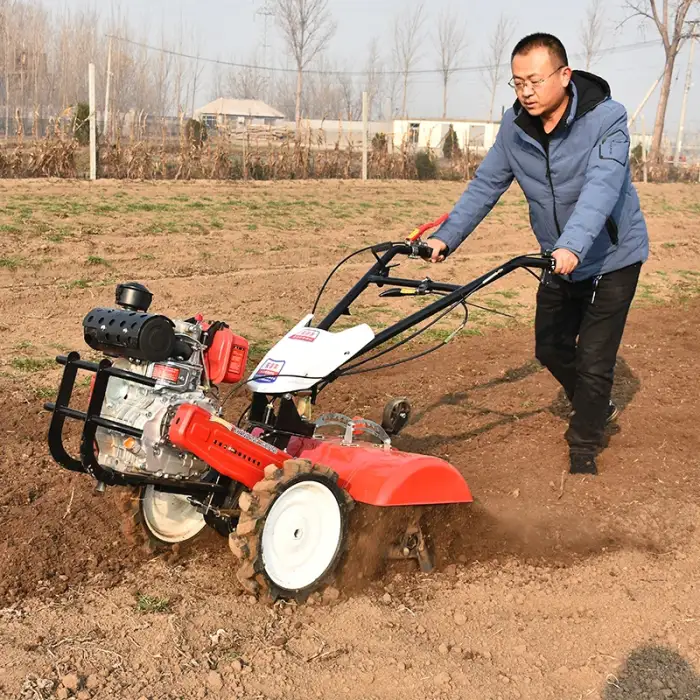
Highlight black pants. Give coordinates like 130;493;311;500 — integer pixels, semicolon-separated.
535;262;642;454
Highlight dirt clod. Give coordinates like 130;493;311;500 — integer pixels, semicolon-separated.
61;674;79;692
207;670;223;692
323;586;340;604
434;672;451;686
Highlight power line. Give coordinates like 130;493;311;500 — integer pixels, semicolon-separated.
106;34;664;78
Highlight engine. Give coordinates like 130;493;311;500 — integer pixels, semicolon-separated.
84;282;249;481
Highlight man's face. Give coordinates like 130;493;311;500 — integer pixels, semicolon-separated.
511;47;571;117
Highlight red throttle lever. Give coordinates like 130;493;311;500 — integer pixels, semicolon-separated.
406;213;449;242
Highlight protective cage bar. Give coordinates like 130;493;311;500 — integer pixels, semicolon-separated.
44;352;228;496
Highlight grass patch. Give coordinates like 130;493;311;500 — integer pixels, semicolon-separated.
11;357;55;372
0;257;21;270
185;201;207;209
661;242;677;249
0;224;21;234
95;204;119;214
210;218;224;230
46;231;71;243
33;386;56;400
136;593;171;614
15;341;33;350
246;223;258;231
86;255;110;266
125;202;170;213
67;279;90;289
492;289;520;299
247;339;272;361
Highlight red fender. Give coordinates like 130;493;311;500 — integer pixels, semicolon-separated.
289;437;473;507
169;405;473;507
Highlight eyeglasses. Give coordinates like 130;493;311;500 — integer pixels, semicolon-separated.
508;66;566;92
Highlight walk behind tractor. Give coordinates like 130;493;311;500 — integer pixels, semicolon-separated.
45;217;555;601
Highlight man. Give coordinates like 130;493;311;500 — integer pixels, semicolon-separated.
426;33;649;475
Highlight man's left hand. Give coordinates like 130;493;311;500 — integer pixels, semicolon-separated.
552;248;579;275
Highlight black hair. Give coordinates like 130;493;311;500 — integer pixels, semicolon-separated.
511;33;569;66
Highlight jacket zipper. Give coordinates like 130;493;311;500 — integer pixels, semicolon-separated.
544;145;562;237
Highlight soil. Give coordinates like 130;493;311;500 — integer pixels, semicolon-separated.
1;180;700;700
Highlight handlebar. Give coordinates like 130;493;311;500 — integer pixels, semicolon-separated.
404;240;556;270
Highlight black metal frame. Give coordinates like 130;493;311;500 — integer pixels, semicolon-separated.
44;352;229;496
315;241;554;360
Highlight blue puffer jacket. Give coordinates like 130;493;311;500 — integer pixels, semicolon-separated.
432;71;649;282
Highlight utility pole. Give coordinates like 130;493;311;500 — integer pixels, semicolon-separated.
255;0;275;101
89;63;97;180
104;36;112;141
627;73;663;129
674;23;698;167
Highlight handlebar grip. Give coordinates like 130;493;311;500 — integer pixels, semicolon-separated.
416;244;435;260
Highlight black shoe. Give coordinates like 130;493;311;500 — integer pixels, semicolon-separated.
569;452;598;475
606;401;619;424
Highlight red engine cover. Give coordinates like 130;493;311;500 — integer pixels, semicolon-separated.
169;404;287;488
202;325;249;384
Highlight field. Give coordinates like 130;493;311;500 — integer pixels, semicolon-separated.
1;179;700;700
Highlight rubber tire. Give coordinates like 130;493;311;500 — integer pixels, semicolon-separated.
117;486;205;555
229;459;353;603
381;398;411;436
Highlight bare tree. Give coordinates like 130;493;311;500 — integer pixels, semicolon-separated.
580;0;607;70
226;57;268;100
484;14;514;121
624;0;699;161
274;0;336;125
338;70;360;120
435;6;467;118
393;2;425;118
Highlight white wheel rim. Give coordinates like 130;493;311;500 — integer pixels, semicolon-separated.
140;486;206;544
261;480;342;591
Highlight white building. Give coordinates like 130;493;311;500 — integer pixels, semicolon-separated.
391;118;500;154
194;98;285;128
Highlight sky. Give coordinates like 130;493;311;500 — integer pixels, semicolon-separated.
48;0;700;138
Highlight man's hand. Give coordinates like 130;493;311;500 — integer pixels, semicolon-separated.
552;248;579;275
425;239;448;263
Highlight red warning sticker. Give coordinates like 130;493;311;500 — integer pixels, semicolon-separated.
289;329;320;343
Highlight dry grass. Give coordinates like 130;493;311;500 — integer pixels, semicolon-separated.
0;114;698;182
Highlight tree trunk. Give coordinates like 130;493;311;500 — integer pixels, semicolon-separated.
401;73;408;118
489;85;496;122
650;53;675;163
295;66;303;126
442;77;447;119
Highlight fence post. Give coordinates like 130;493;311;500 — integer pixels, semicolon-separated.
104;37;113;141
362;91;368;181
89;62;97;180
641;114;648;184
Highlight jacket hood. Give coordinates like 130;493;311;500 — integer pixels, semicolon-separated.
512;69;611;122
570;70;610;118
